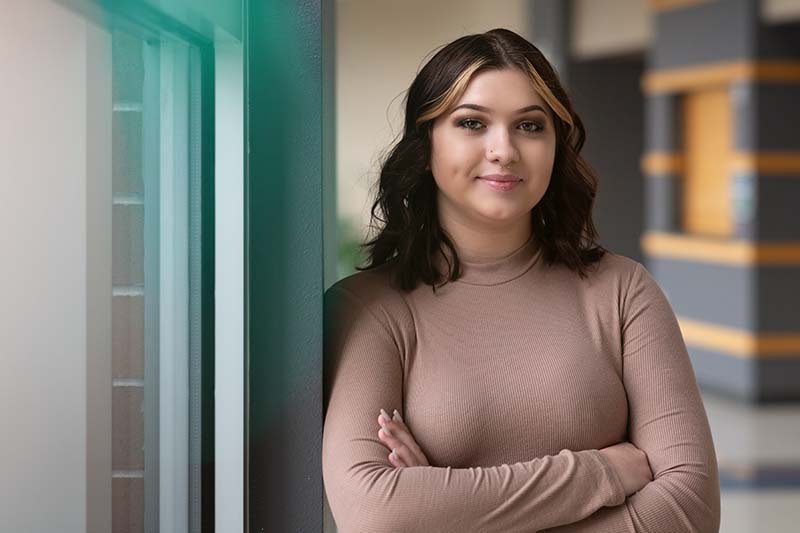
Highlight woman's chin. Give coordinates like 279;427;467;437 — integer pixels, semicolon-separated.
473;208;528;226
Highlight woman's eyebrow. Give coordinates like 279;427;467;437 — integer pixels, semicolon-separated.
449;103;547;115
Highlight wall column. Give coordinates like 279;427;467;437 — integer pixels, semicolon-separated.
642;0;800;402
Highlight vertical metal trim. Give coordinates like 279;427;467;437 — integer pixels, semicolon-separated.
212;37;244;532
159;39;191;533
188;45;204;533
242;3;251;532
199;41;217;533
200;42;217;533
142;38;161;532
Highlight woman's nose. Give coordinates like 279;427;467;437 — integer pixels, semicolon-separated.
485;131;519;166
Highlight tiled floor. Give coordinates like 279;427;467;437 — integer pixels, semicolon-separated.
701;390;800;532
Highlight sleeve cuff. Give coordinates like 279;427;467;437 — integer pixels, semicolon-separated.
586;449;627;507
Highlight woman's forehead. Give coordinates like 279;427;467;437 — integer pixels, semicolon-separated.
454;69;549;114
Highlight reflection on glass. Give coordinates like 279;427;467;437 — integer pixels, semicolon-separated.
110;28;204;533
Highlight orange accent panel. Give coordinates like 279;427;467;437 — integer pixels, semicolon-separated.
682;89;733;237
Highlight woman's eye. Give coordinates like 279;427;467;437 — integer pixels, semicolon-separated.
519;121;544;133
457;118;484;131
455;118;544;133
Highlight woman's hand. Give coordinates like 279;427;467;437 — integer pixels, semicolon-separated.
599;441;653;496
377;408;430;468
376;409;652;493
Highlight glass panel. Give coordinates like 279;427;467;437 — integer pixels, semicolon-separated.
0;1;211;530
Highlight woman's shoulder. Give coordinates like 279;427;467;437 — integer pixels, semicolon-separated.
575;249;649;299
325;263;411;318
585;249;672;310
592;249;643;279
324;264;418;352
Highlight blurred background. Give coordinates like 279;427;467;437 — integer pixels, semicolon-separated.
0;0;798;531
336;1;800;531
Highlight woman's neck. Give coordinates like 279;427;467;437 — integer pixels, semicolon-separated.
440;217;533;262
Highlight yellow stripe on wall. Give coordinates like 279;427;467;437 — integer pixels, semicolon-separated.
642;232;800;265
731;152;800;175
641;153;684;175
642;60;800;94
678;317;800;358
643;151;800;177
650;0;715;12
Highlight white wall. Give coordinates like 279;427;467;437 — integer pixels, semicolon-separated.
763;0;800;22
335;0;532;236
572;0;651;60
0;0;111;530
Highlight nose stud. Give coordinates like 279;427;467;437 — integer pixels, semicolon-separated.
488;150;515;170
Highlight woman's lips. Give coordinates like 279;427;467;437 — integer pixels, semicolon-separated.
478;174;522;192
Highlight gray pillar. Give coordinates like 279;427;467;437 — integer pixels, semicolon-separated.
532;0;571;87
644;0;800;402
245;0;333;529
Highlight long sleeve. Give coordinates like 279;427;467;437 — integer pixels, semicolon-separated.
322;285;627;533
544;262;721;533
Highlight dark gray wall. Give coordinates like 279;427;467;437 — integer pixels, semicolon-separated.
652;0;758;69
569;55;646;263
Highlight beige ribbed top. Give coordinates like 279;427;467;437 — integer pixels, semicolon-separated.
322;235;720;532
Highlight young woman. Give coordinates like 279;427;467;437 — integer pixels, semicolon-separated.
323;28;720;532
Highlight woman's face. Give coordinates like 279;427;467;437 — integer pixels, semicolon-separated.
429;68;556;233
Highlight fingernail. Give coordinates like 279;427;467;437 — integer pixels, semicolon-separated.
380;408;391;423
393;409;404;423
380;424;393;437
390;448;398;460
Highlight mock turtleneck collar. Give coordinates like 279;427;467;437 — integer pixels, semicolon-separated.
435;233;543;287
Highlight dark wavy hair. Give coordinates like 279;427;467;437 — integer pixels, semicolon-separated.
355;28;607;292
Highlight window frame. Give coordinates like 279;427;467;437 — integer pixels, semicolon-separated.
81;3;219;531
